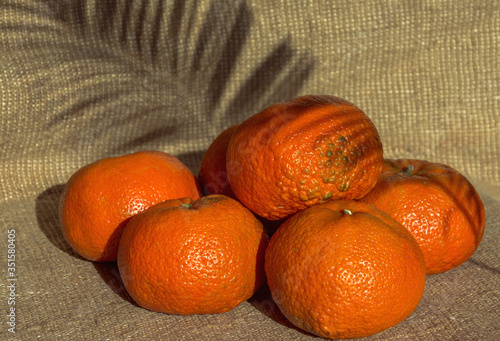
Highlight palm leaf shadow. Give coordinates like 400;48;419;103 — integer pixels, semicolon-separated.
108;0;315;157
35;0;315;163
204;1;253;112
224;39;315;119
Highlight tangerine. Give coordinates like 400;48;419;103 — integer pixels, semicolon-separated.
360;159;485;274
59;151;201;261
226;95;383;220
198;125;237;197
265;200;426;339
117;195;269;315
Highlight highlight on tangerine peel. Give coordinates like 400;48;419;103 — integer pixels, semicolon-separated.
226;95;384;220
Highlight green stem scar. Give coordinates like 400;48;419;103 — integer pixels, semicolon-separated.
403;165;414;176
343;209;352;215
181;203;193;209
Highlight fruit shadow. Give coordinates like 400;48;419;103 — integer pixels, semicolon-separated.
248;284;319;338
249;220;318;338
35;184;139;306
93;261;140;308
35;184;85;260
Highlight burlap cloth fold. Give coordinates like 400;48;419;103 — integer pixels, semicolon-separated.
1;1;499;340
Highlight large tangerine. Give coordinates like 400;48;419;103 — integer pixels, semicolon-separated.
226;95;384;220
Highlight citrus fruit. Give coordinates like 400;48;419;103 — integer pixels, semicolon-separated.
360;159;485;274
117;195;269;315
198;125;237;197
226;95;384;220
59;150;201;262
265;200;426;339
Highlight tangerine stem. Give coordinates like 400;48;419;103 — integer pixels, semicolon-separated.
403;165;414;176
343;209;353;215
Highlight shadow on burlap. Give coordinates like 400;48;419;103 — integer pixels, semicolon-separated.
1;1;499;340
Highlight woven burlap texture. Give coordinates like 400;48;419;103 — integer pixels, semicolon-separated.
1;1;499;340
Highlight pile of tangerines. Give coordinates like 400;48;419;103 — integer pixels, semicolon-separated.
59;95;485;340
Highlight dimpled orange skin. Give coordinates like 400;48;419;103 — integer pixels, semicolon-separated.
360;159;486;275
117;195;269;315
198;125;237;198
265;200;426;339
226;95;384;220
59;151;202;262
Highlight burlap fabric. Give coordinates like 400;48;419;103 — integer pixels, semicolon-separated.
1;1;499;340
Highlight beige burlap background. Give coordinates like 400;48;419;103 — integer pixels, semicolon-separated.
1;1;499;340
